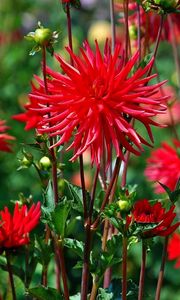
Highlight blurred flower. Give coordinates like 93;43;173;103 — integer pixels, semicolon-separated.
0;119;15;152
0;202;41;249
71;170;92;189
131;199;179;238
16;40;167;166
87;21;111;45
145;140;180;193
168;232;180;268
153;85;180;126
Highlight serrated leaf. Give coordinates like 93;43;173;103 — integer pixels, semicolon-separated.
27;286;63;300
64;238;84;259
35;236;52;266
51;199;71;237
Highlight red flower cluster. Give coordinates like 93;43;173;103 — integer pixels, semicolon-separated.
0;202;41;249
130;199;179;238
145;140;180;193
14;40;167;166
0;119;15;152
168;232;180;268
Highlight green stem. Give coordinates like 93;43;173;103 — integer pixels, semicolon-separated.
5;250;17;300
155;237;169;300
138;242;147;300
122;236;127;300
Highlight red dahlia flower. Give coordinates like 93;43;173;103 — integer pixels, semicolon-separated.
0;202;41;249
145;140;180;193
168;232;180;268
16;40;167;166
0;119;15;152
131;199;179;238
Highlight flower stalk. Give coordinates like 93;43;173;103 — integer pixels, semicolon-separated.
5;250;17;300
155;236;169;300
138;241;147;300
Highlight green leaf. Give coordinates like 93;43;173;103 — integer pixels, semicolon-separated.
41;180;55;221
70;293;81;300
97;288;113;300
0;258;25;283
25;256;38;287
64;238;84;259
51;199;71;238
158;180;180;203
35;236;53;266
27;286;63;300
138;53;153;68
29;45;41;56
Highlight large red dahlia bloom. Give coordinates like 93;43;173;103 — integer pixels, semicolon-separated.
131;199;179;238
17;41;167;166
0;119;15;152
145;140;180;193
0;202;41;249
168;232;180;268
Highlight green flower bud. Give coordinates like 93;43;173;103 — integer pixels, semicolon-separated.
117;199;132;213
34;28;53;46
22;156;32;167
39;156;51;170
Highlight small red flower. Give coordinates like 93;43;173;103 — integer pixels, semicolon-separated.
0;119;15;152
145;140;180;193
16;40;167;167
168;232;180;268
0;202;41;249
131;199;179;238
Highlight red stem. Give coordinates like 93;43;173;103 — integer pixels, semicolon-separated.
122;237;127;300
155;237;169;300
81;221;93;300
91;157;121;229
109;0;116;54
5;250;17;300
66;3;73;64
138;242;147;300
42;46;69;298
123;0;129;64
147;14;164;77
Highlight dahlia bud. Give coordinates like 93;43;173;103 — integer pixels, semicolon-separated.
18;150;34;169
21;156;33;167
25;22;59;56
39;156;51;170
117;199;132;213
34;28;53;46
